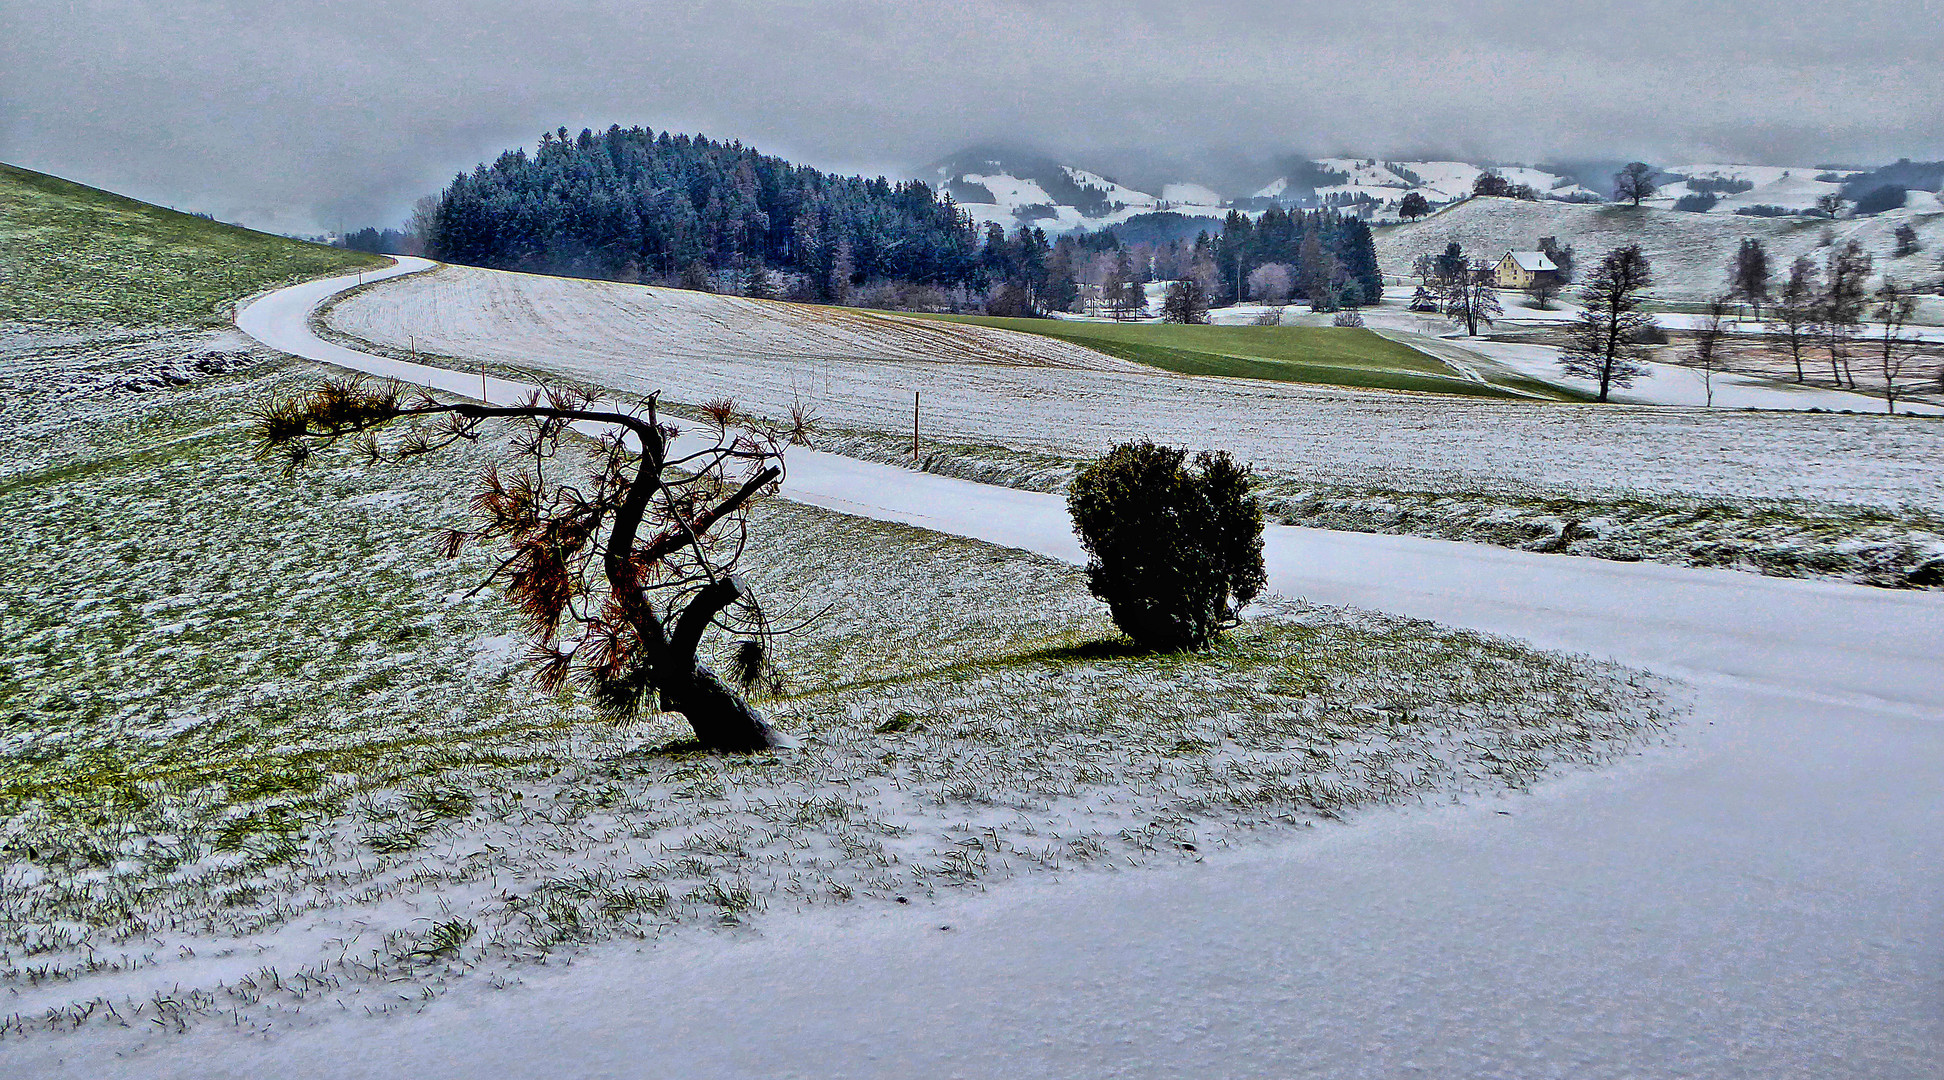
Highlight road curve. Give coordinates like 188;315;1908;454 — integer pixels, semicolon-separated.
70;260;1936;1078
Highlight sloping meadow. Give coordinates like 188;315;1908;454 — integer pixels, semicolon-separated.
1;335;1668;1041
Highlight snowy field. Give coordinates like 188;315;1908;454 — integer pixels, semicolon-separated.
19;284;1942;1075
321;264;1944;515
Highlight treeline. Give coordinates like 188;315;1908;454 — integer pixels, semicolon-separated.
1206;206;1382;309
425;125;983;298
390;125;1378;319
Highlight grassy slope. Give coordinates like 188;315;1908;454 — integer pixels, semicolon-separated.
905;312;1535;399
0;166;1665;1030
0;161;383;326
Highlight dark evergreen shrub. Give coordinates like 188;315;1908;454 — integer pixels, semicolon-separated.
1853;184;1908;215
1066;442;1266;651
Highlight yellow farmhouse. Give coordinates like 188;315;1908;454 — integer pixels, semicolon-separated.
1490;250;1559;289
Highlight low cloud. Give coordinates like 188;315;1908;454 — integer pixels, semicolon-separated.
4;0;1938;232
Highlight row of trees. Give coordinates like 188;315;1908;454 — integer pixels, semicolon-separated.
1206;207;1383;310
1406;228;1930;410
1731;237;1931;411
1553;236;1931;411
391;127;1389;323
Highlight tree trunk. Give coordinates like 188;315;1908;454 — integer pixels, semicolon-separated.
662;664;778;752
658;575;778;752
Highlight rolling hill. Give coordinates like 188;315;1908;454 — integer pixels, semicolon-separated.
1374;195;1944;301
0;162;382;327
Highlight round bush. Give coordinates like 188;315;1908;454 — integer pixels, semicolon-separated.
1066;441;1266;651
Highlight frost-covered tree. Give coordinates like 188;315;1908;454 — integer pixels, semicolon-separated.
1246;262;1292;305
1561;245;1656;401
1730;238;1771;319
1767;256;1822;383
254;380;804;752
741;261;777;300
1613;162;1657;206
428;126;981;292
1894;223;1921;258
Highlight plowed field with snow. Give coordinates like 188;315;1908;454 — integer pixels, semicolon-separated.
324;265;1944;513
325;264;1135;373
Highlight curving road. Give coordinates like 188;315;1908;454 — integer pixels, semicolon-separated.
47;259;1935;1078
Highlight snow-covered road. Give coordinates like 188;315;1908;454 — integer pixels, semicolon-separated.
54;260;1933;1077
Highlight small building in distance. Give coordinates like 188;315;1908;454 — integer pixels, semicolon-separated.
1490;250;1559;290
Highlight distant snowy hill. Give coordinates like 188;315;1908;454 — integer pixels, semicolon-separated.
924;150;1606;234
921;147;1229;234
1646;163;1856;214
921;147;1936;237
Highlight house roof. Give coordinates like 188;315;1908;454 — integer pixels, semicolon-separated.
1504;251;1558;272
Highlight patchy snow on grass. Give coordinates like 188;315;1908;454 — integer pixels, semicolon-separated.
1;333;1669;1049
818;424;1944;589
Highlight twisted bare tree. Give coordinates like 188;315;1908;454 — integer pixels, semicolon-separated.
255;378;805;752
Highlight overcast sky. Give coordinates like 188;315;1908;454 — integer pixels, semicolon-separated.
5;1;1941;233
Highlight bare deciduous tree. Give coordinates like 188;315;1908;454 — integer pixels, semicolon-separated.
405;195;442;257
1871;277;1925;414
1437;262;1500;336
1730;238;1771;320
1613;162;1657;206
1820;240;1874;388
1689;296;1732;407
1561;245;1657;402
1525;276;1561;310
1767;256;1821;383
255;380;805;753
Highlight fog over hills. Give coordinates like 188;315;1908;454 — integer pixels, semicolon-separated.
916;145;1931;237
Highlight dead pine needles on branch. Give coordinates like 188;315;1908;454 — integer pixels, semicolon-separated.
253;377;802;752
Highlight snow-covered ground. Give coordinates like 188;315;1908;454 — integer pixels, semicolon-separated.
320;263;1944;514
1454;334;1943;410
1376;196;1944;304
16;262;1941;1075
1647;163;1853;215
